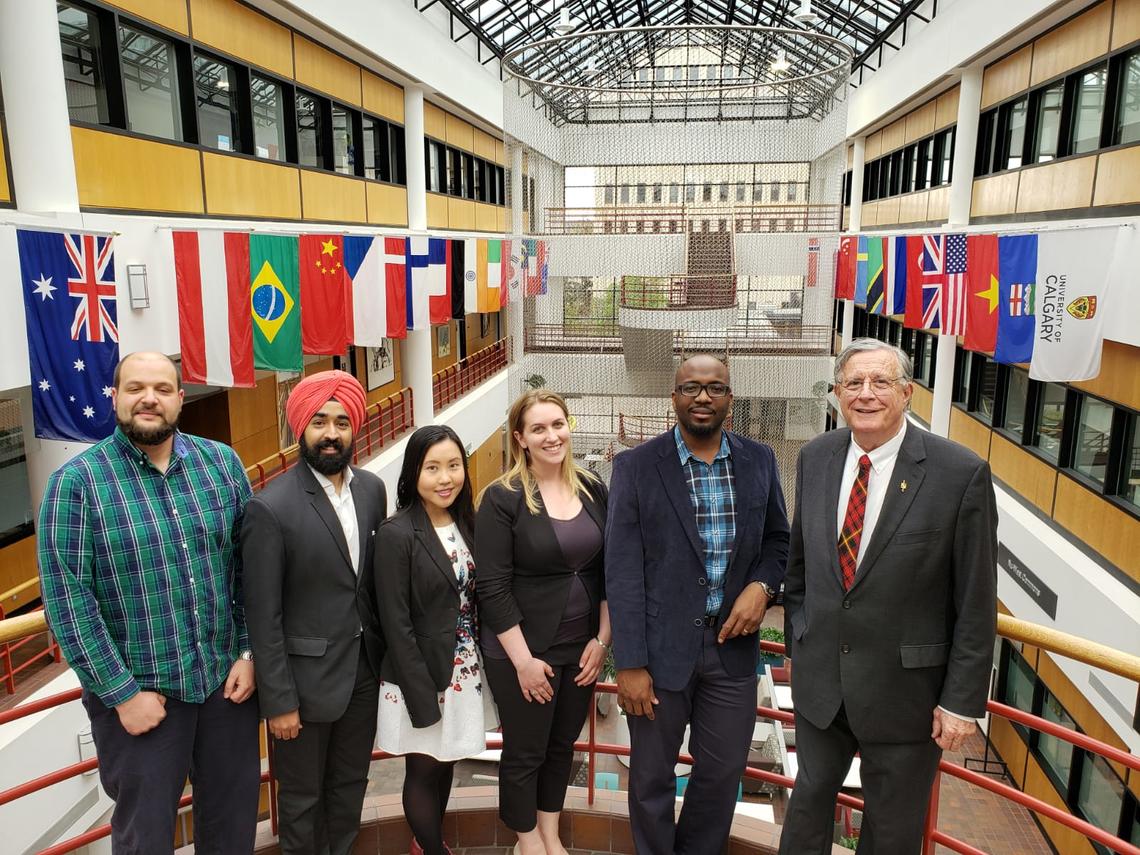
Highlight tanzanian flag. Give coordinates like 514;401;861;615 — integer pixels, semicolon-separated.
250;234;301;372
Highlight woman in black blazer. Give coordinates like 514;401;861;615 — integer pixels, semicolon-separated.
376;425;484;855
475;389;610;855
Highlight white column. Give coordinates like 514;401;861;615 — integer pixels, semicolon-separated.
930;64;983;438
402;330;435;429
0;0;80;213
847;136;866;234
404;86;427;232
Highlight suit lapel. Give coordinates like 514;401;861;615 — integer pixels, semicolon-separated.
851;427;927;589
349;470;371;588
656;436;705;562
299;464;354;574
822;432;849;590
412;504;460;593
725;434;754;571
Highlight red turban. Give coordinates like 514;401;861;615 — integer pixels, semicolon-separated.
285;370;367;440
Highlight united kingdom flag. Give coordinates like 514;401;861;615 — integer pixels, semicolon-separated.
65;234;118;343
17;229;119;442
920;234;944;331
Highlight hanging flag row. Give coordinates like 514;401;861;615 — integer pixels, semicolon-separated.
172;232;550;386
833;228;1123;382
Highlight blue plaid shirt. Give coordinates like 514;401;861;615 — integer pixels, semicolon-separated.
674;426;736;617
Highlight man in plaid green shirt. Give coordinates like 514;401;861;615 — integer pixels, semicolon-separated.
38;352;261;854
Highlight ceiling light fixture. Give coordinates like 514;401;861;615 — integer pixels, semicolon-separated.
770;50;791;74
792;0;821;25
554;6;576;34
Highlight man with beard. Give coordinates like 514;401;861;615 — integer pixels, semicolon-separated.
242;369;387;855
606;354;790;854
38;351;261;854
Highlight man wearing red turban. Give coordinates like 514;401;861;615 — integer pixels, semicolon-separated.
243;369;389;855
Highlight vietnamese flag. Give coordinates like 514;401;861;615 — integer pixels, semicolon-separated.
964;234;1000;352
903;235;926;329
299;234;348;355
835;235;855;299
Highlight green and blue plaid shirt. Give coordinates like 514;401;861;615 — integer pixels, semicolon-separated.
674;426;736;617
38;428;252;706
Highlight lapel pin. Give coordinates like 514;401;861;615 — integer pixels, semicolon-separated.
899;480;908;493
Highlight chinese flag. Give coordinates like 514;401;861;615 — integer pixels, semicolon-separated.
299;234;348;355
835;235;855;299
903;235;926;329
964;233;1000;352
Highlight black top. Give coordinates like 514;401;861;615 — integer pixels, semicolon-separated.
474;478;607;657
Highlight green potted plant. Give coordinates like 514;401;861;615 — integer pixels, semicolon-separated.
759;626;785;669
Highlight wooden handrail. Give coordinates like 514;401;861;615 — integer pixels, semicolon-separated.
2;610;1137;682
0;577;40;603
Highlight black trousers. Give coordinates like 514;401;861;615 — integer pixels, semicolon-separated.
82;682;261;855
777;706;942;855
626;625;757;855
272;651;379;855
483;655;594;832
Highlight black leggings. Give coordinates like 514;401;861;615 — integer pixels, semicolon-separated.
403;753;455;855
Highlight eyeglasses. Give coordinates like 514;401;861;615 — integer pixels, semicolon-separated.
836;376;903;395
675;382;731;398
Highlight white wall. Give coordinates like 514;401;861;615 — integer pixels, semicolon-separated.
546;234;688;277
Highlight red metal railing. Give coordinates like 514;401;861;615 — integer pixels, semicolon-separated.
244;387;414;492
4;633;1137;855
619;274;737;310
523;324;833;355
544;203;842;235
0;584;60;695
432;340;508;413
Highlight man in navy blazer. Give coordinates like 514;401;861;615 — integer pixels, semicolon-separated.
606;354;790;855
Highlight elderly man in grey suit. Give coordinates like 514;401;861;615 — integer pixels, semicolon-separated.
243;370;388;855
778;338;997;855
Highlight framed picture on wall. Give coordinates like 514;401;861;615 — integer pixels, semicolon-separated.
437;324;452;358
365;341;395;391
480;313;491;339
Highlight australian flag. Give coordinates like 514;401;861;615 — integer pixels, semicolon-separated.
17;230;119;442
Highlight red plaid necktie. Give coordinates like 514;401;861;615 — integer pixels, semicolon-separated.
837;454;872;590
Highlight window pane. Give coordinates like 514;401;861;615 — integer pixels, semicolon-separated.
118;23;181;140
1121;415;1140;509
362;117;378;179
1074;397;1113;485
1072;65;1107;154
1004;368;1030;437
1077;753;1124;837
1001;644;1036;737
1115;50;1140;144
1005;98;1028;169
331;104;353;174
1035;691;1075;789
474;159;485;201
251;75;286;161
1033;83;1064;162
296;92;321;168
389;125;406;185
0;399;34;544
463;153;473;199
941;129;954;183
58;3;109;124
974;359;999;424
194;55;239;152
1033;383;1066;462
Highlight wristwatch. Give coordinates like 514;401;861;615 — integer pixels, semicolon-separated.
239;650;254;662
754;581;777;600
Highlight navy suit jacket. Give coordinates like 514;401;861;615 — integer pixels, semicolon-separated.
605;429;790;692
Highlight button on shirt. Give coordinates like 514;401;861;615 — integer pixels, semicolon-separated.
310;465;359;574
835;420;907;566
674;426;736;617
37;429;253;706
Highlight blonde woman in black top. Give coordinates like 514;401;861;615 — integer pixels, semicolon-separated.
476;389;610;855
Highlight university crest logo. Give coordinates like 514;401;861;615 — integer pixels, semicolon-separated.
1065;295;1097;320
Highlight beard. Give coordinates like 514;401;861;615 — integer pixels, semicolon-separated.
300;435;355;476
676;407;726;438
118;410;178;446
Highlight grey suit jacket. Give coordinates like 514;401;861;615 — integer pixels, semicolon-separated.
242;464;388;722
783;424;997;743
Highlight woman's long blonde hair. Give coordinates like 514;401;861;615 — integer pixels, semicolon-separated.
479;388;598;514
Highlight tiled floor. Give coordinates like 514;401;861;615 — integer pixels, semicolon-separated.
3;608;1053;854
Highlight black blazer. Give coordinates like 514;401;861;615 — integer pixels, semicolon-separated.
375;504;474;728
475;477;607;654
242;464;388;722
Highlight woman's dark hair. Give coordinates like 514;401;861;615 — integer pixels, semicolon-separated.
395;425;475;540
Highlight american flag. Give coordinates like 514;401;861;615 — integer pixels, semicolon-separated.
920;234;943;330
1010;282;1034;317
942;233;968;335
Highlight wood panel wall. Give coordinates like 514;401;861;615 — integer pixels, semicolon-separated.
366;183;409;227
1029;0;1112;87
1015;156;1096;213
988;434;1057;514
466;426;506;497
909;383;933;425
294;35;362;105
362;71;404;124
0;537;39;613
981;45;1033;109
1072;341;1140;410
1052;475;1140;582
203;153;302;219
72;128;205;213
189;0;293;78
300;169;368;223
228;374;280;465
107;0;188;33
352;344;405;406
431;321;460;374
948;407;992;460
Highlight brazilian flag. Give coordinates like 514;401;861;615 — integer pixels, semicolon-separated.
250;234;301;372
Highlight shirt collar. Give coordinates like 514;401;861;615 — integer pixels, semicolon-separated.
674;424;732;466
112;427;190;467
849;419;907;474
309;463;354;497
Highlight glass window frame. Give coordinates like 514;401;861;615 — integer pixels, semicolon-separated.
58;1;114;127
998;95;1030;171
1029;80;1066;164
1067;61;1110;156
249;71;292;163
116;18;189;143
1071;394;1116;489
192;50;244;154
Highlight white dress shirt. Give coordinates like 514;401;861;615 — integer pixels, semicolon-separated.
835;420;907;566
310;465;359;575
835;420;971;722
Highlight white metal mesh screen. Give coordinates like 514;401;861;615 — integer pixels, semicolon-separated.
501;25;850;504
